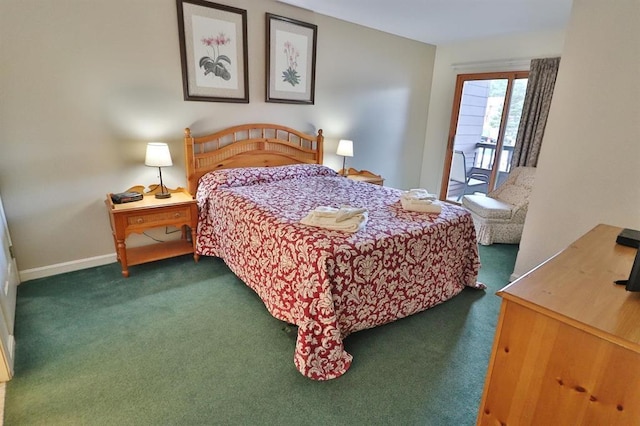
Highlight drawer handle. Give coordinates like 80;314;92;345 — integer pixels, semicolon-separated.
174;212;181;218
136;218;144;224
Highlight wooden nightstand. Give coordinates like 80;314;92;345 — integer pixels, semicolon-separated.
105;186;198;277
340;168;384;186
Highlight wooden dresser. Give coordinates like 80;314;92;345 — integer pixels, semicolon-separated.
477;224;640;425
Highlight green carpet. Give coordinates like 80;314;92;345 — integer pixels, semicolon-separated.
5;244;518;425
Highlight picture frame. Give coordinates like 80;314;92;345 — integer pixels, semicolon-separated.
176;0;249;103
266;14;317;105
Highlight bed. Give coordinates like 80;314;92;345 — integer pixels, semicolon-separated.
184;123;482;380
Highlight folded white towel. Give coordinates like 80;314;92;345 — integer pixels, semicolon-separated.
402;188;437;201
300;206;368;232
335;206;367;223
400;197;442;214
309;206;343;218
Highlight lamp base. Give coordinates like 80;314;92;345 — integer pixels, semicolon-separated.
155;192;171;199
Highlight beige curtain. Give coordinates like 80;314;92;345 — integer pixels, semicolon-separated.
510;57;561;168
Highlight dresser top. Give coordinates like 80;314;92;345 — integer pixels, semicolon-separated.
499;224;640;350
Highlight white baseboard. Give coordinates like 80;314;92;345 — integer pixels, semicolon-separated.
19;253;117;283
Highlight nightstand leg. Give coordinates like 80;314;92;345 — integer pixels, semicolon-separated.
116;239;129;277
190;227;199;263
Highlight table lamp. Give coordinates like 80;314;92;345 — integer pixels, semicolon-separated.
336;139;354;176
145;142;173;199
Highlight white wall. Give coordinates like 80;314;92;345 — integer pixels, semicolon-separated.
420;30;565;195
513;0;640;278
0;0;435;277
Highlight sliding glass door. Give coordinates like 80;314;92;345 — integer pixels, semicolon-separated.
440;71;529;202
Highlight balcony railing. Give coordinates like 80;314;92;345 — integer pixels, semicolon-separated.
475;142;514;173
447;142;516;202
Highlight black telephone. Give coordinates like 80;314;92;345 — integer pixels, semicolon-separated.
616;228;640;248
111;191;143;204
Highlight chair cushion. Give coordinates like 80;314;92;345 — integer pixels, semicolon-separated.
494;184;528;206
514;167;536;187
489;167;536;206
462;194;514;220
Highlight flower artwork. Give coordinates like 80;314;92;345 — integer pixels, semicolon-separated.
177;1;248;102
189;14;241;92
273;30;307;95
266;14;316;104
199;33;232;81
282;41;300;87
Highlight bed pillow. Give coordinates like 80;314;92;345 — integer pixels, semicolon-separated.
258;163;339;182
198;163;339;192
198;167;265;193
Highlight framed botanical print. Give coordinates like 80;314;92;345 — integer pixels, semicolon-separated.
176;0;249;103
266;14;317;105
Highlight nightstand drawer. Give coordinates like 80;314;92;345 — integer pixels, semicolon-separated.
127;209;190;226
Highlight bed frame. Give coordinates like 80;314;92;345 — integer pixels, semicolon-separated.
183;123;324;195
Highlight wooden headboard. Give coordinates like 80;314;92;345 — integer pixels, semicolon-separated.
183;123;324;196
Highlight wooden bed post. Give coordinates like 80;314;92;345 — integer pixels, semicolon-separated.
184;128;196;196
317;129;324;165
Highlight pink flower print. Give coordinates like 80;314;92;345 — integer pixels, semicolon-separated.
199;32;232;81
282;41;301;86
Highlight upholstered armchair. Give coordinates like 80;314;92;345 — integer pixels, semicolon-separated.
461;167;536;245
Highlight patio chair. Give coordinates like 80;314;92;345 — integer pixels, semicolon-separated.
450;150;489;201
461;166;536;245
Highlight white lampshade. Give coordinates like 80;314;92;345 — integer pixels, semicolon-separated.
145;142;173;167
336;139;354;157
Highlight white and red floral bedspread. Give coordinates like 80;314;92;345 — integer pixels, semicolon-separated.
195;164;481;380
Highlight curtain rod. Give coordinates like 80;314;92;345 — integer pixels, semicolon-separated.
451;58;532;71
